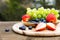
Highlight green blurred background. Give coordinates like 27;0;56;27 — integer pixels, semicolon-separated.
0;0;60;21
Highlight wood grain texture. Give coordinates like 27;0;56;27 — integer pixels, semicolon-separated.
0;22;60;40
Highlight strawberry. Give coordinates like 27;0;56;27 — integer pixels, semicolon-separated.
56;23;60;31
46;13;57;23
22;14;30;22
46;23;56;31
35;22;46;31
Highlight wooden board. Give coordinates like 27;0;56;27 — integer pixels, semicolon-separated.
1;22;60;40
12;22;60;36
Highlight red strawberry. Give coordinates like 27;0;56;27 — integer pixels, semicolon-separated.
46;23;56;31
22;14;30;22
46;13;57;23
35;22;46;31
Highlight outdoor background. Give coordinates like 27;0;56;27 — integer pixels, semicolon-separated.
0;0;60;21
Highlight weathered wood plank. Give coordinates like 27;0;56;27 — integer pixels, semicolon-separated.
0;22;60;40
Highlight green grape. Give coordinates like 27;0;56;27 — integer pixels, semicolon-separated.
32;8;37;11
27;8;32;15
27;8;34;19
38;7;44;11
54;10;59;15
50;8;59;18
46;8;51;13
42;14;46;18
50;8;55;13
44;9;47;15
27;8;31;11
38;7;46;19
37;15;41;19
26;7;59;20
32;8;37;18
33;14;37;19
55;13;59;18
27;10;31;14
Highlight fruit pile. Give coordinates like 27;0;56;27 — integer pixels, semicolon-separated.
27;7;59;19
21;7;59;31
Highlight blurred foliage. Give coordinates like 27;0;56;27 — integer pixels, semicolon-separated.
0;0;26;21
58;12;60;20
0;0;60;21
32;0;56;8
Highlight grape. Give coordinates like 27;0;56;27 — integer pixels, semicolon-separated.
42;14;46;19
27;8;31;11
26;7;59;20
54;13;59;18
37;15;41;19
50;8;59;18
33;14;37;19
27;8;32;15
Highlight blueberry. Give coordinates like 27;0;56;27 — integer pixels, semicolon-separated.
28;26;32;30
19;26;26;30
29;20;34;22
31;19;36;21
35;19;39;22
30;19;39;22
5;29;10;32
40;18;44;22
29;20;38;25
29;20;35;23
43;20;46;23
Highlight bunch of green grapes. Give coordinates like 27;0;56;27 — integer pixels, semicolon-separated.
26;7;59;20
50;8;59;18
27;8;37;19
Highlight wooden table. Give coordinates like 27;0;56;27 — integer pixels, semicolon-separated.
0;21;60;40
